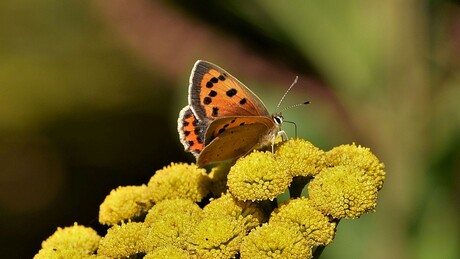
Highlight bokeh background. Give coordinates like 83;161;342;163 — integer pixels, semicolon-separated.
1;0;459;258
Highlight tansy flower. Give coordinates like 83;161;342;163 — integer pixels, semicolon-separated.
203;192;267;231
143;199;202;252
34;137;386;258
34;223;100;259
276;138;326;177
186;214;246;259
271;197;336;246
148;163;211;202
227;151;292;201
99;184;154;225
240;221;312;259
325;143;385;190
98;222;146;258
308;165;378;219
144;245;191;259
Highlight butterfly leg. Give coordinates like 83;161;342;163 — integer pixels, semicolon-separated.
271;130;289;154
278;130;288;141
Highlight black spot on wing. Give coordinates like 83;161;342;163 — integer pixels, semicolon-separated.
209;90;217;97
226;88;237;97
203;97;212;105
212;107;219;116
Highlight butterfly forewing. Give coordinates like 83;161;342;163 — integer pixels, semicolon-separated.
189;60;270;121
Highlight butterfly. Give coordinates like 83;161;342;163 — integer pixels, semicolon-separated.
178;60;286;168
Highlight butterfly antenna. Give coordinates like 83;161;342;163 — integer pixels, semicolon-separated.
279;101;310;113
277;76;298;110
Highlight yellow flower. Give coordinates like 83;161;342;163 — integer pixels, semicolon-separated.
97;222;146;258
240;221;312;259
271;197;336;246
145;245;191;259
227;151;292;201
325;143;385;190
143;199;202;252
308;165;378;219
148;163;211;202
203;192;267;231
187;214;245;259
99;184;154;225
276;138;326;177
34;223;100;259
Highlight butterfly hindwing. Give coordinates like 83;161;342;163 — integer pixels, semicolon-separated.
197;121;272;167
177;106;209;158
189;60;270;121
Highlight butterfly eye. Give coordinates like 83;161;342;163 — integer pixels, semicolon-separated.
273;115;283;125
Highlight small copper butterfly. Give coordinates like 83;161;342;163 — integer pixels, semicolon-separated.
178;60;287;167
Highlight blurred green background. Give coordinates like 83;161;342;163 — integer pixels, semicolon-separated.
1;0;459;258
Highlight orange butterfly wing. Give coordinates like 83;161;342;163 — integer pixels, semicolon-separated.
177;106;207;158
189;60;270;121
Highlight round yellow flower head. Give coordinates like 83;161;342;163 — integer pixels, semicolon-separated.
187;214;245;259
271;197;336;246
34;223;100;259
144;245;190;259
148;163;211;202
326;143;385;190
143;199;202;252
276;138;326;177
98;222;146;258
227;151;292;201
308;165;378;219
240;221;312;259
203;192;267;231
99;184;154;225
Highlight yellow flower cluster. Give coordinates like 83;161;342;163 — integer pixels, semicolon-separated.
35;138;385;258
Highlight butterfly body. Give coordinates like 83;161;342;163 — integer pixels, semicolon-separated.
178;60;283;167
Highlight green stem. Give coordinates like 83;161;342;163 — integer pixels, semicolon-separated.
312;218;341;259
312;245;326;259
